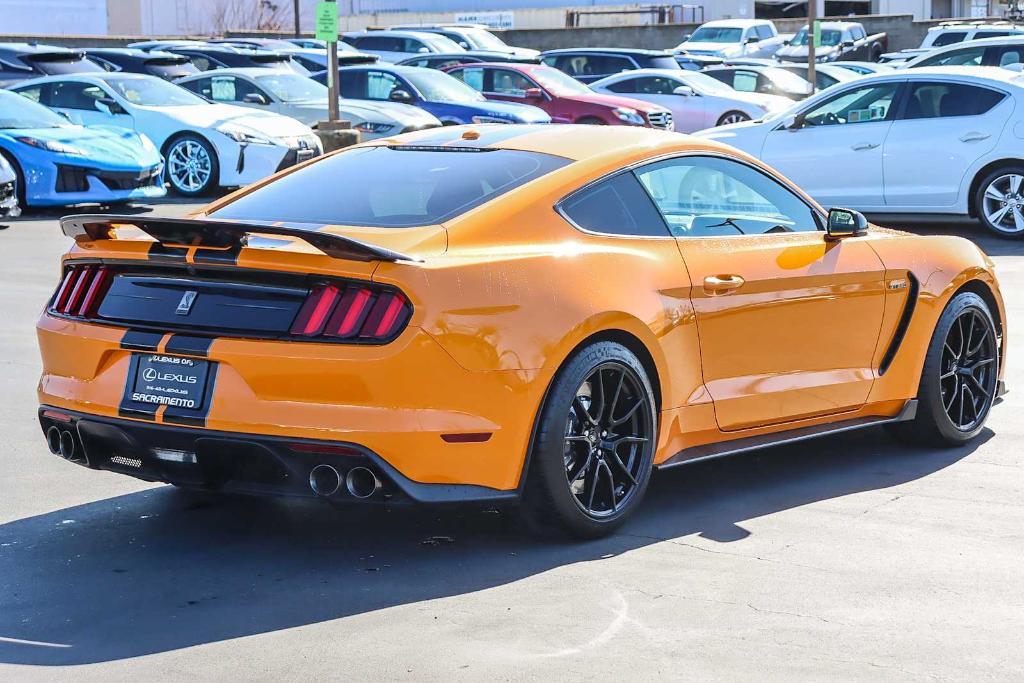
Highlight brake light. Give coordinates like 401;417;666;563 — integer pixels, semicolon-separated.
291;283;411;342
50;264;113;318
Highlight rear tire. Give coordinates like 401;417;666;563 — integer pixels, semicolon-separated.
164;134;218;196
889;292;998;447
717;110;750;126
519;342;657;539
974;165;1024;239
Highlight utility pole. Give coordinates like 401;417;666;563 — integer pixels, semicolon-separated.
807;0;817;93
293;0;300;37
327;0;339;122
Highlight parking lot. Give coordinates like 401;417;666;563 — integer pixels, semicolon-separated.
0;200;1019;680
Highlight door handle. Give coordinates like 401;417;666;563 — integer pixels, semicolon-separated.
851;142;880;151
960;132;991;143
703;274;745;295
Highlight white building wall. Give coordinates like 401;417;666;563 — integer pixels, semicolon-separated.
3;0;107;34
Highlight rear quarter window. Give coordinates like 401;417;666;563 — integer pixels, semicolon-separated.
210;146;570;228
558;172;669;237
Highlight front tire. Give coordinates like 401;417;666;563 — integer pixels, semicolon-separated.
890;292;998;447
164;134;218;196
975;166;1024;238
520;342;657;539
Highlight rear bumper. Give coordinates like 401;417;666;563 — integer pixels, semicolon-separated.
39;407;518;505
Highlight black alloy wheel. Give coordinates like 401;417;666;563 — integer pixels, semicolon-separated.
939;306;998;432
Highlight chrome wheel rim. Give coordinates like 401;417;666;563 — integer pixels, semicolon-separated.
167;139;212;193
982;173;1024;233
940;308;997;432
720;112;749;125
563;362;652;519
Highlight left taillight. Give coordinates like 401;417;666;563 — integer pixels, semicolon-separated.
50;264;113;318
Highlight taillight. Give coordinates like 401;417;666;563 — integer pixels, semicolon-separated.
290;283;411;342
50;264;113;318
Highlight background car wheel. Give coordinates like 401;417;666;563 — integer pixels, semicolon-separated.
975;166;1024;238
889;292;998;447
0;149;26;208
164;134;218;196
577;117;607;125
717;111;750;126
520;341;657;539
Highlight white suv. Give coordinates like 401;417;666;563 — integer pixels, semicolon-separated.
880;21;1024;63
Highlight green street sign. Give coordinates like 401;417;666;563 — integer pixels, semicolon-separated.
315;2;339;41
812;20;822;48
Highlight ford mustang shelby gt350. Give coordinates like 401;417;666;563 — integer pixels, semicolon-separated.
37;125;1006;538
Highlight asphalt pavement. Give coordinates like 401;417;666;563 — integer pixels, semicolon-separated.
0;202;1022;681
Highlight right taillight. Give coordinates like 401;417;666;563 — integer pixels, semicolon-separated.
290;283;411;342
50;264;112;318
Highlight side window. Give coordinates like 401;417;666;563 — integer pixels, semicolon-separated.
755;24;773;39
365;71;399;99
902;83;1005;119
48;82;107;110
559;172;669;237
453;67;484;91
181;76;214;99
560;54;633;77
207;75;239;102
931;31;967;47
402;38;427;53
851;26;866;41
976;31;1010;39
732;71;758;92
188;55;212;71
490;69;534;96
801;83;898;126
540;55;560;69
633;77;678;94
605;77;637;93
635;156;819;237
14;84;42;103
339;70;368;99
997;47;1023;67
90;56;118;72
919;45;985;67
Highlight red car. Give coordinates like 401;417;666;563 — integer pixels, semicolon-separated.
444;62;674;130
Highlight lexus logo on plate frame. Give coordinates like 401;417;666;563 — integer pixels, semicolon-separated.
176;290;198;316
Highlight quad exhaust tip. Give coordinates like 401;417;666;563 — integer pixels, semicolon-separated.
46;427;62;456
309;464;341;497
59;430;75;461
346;466;381;499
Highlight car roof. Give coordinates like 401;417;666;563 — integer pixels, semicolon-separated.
11;71;157;86
539;47;675;56
346;29;447;39
698;19;770;28
178;67;291;79
0;42;76;55
368;123;734;162
899;65;1024;83
168;44;280;55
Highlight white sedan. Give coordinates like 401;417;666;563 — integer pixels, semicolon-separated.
590;68;791;131
695;66;1024;238
9;73;322;196
176;68;441;139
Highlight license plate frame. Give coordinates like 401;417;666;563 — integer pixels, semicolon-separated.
129;353;212;412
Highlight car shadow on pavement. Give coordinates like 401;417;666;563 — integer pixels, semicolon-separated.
0;427;989;665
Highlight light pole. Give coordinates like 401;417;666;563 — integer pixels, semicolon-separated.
807;0;817;93
326;0;339;123
294;0;300;37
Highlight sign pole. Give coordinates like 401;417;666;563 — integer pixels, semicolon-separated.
316;1;340;123
807;0;817;93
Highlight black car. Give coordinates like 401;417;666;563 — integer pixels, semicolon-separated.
539;48;681;84
83;48;200;81
703;65;814;101
0;43;104;87
396;50;541;69
164;44;310;76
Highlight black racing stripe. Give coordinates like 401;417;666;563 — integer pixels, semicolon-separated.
118;354;158;421
147;242;189;262
192;245;241;265
163;335;214;358
120;330;164;352
162;363;218;428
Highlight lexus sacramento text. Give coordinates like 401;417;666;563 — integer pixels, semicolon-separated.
37;125;1006;538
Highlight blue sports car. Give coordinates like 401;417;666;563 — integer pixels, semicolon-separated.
0;90;165;208
314;65;551;125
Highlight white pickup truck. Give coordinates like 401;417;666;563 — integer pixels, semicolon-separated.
675;19;789;59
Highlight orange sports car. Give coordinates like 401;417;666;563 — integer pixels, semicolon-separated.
37;125;1006;538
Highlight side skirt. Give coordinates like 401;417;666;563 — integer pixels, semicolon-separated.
656;400;918;470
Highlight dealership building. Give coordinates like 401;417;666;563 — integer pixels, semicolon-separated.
0;0;1010;35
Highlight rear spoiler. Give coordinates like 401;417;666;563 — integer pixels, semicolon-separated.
60;214;420;263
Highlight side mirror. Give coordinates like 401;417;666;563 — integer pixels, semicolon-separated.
242;92;269;105
389;88;414;103
673;85;697;96
524;87;544;99
783;39;791;46
417;46;430;53
95;96;124;115
826;207;869;238
841;40;855;48
680;33;692;42
781;113;804;130
746;36;760;44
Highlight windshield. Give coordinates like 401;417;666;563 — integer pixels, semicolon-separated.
256;73;327;102
0;90;69;129
465;29;508;49
532;67;592;95
791;27;843;46
405;70;484;102
146;58;200;79
688;26;743;43
29;53;105;75
105;76;208;106
210;146;570;228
